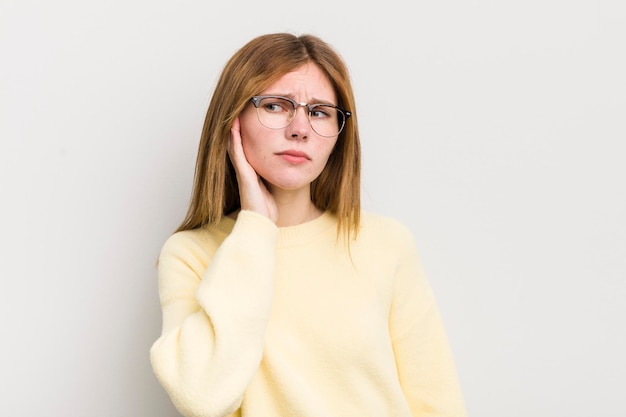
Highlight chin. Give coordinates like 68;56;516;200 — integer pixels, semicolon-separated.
262;176;315;192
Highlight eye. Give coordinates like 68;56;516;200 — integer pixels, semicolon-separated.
310;105;334;119
261;98;292;114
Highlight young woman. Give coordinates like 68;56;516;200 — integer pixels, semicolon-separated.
150;33;467;417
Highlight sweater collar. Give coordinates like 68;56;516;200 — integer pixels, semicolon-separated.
216;211;337;246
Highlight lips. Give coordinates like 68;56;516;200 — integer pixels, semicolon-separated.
276;150;310;164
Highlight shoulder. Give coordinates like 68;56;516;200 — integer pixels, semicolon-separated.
159;226;228;262
354;211;418;254
359;211;414;241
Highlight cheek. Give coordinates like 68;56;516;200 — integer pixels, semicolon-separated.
239;115;265;163
310;141;338;177
238;111;256;143
320;139;338;162
240;137;264;170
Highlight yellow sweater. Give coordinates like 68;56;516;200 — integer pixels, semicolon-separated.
150;210;466;417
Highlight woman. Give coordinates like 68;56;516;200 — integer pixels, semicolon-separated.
150;33;466;417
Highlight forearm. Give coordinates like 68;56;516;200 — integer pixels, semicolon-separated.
389;227;467;417
150;211;278;417
393;302;467;417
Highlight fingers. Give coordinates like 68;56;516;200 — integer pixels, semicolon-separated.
229;118;256;181
228;118;276;221
228;118;244;169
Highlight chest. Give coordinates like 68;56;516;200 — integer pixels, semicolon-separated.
266;245;398;356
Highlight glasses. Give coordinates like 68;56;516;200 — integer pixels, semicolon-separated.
250;95;351;137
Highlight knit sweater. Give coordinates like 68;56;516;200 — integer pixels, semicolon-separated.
150;210;466;417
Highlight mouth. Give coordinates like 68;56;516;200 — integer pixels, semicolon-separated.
276;150;311;164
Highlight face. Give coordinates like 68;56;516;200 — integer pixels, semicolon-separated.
238;63;339;193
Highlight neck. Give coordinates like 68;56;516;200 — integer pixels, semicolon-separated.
269;186;323;227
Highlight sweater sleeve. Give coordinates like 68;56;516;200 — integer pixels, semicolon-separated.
389;227;467;417
150;211;279;417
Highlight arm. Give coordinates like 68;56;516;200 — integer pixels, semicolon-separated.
150;211;278;417
389;229;467;417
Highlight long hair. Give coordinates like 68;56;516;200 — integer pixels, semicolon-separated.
176;33;361;239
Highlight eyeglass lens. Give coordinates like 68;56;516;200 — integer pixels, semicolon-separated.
255;97;345;137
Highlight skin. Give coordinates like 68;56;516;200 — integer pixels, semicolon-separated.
228;63;339;227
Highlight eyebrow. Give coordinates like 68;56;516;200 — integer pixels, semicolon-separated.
265;93;337;106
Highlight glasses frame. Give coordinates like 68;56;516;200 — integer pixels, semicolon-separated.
250;95;351;138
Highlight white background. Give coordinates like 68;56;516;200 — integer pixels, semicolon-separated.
1;0;625;416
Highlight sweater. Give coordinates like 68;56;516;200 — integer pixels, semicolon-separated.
150;210;466;417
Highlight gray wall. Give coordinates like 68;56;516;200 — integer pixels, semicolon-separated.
1;1;624;416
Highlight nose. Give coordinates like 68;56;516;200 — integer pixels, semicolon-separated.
286;105;310;139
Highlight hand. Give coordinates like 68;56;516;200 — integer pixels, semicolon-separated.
228;118;278;223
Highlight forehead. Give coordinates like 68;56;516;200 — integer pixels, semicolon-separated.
262;63;336;102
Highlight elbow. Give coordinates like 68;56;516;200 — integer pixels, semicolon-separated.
150;341;243;417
